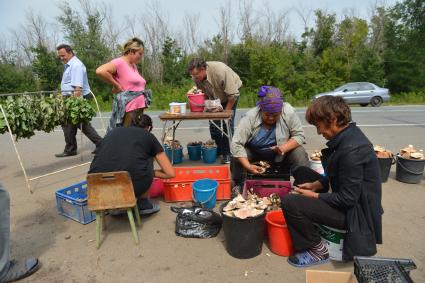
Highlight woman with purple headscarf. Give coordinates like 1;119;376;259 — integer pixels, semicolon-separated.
231;86;309;193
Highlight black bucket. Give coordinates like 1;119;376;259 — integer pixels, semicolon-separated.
220;202;266;259
395;155;425;184
378;157;395;183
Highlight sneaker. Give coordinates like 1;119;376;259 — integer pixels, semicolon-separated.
138;198;160;215
221;154;231;164
287;250;329;268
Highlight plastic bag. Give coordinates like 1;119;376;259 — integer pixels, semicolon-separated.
171;205;222;238
204;99;223;112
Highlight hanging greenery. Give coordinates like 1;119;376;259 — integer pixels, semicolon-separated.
0;94;96;140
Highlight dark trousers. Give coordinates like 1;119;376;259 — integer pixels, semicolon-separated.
281;166;346;252
209;99;238;156
61;122;102;153
232;146;309;187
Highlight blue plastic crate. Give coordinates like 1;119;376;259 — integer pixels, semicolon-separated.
55;181;95;224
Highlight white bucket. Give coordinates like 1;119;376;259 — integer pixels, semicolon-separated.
309;159;325;175
169;102;187;114
316;224;346;261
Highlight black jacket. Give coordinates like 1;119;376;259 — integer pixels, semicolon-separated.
319;123;383;260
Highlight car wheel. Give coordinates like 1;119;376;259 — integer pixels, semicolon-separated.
370;96;383;107
360;103;368;107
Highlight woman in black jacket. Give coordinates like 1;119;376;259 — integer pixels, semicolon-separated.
282;95;383;267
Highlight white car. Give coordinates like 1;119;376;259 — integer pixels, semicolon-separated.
313;82;390;107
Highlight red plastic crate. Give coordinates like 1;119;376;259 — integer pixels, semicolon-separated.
164;165;231;202
243;179;292;199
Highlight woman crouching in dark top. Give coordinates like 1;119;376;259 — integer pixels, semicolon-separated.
89;114;175;215
282;95;383;267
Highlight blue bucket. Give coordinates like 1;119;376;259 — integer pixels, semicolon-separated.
187;145;202;161
192;178;218;209
164;145;183;164
202;147;217;164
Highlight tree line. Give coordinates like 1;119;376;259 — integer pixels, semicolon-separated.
0;0;424;109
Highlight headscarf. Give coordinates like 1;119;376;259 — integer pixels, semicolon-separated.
256;86;284;113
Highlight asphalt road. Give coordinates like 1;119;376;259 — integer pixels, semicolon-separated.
86;105;425;154
1;105;424;282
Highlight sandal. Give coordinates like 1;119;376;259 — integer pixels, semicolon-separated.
138;198;160;215
0;258;40;283
287;251;329;268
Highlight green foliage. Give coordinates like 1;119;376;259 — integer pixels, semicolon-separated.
383;0;425;92
57;2;112;101
64;96;96;125
0;64;36;93
0;96;36;140
31;45;63;91
161;37;189;86
1;1;424;108
0;94;95;140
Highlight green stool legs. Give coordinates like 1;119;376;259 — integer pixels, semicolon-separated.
127;208;139;244
95;207;140;249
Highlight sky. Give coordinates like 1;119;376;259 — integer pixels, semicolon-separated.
0;0;398;44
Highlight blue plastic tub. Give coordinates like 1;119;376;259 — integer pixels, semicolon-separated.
164;145;183;164
55;181;95;224
202;147;217;164
187;144;202;161
192;178;218;209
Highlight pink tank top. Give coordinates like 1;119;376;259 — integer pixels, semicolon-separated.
111;57;147;112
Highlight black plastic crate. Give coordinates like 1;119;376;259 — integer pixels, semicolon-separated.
354;256;416;283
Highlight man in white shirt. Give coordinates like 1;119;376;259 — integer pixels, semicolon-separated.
55;44;102;157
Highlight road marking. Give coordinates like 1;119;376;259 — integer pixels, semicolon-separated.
29;122;425;135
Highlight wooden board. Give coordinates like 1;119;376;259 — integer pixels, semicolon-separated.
87;171;136;211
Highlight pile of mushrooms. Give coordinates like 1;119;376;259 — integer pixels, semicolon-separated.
202;139;217;148
164;138;182;149
188;141;202;146
222;190;281;219
400;145;424;160
252;161;271;174
310;150;322;161
374;145;393;158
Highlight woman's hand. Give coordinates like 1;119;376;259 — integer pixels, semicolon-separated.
294;187;319;199
112;84;123;94
247;164;264;174
270;145;285;156
296;181;323;192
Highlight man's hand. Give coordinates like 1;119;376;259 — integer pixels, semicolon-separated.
73;88;82;97
247;164;264;174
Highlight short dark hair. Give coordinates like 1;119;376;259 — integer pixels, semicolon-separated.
306;95;351;127
56;44;74;54
187;57;207;73
132;114;153;130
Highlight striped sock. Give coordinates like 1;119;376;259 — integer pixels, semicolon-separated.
308;241;329;260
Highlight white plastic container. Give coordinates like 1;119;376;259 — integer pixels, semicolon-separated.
169;102;187;114
316;224;347;261
309;159;325;175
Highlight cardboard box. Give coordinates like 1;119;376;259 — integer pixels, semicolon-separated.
306;270;357;283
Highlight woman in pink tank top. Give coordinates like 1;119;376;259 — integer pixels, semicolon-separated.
96;38;148;121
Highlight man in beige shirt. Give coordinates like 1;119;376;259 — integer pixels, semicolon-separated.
188;58;242;164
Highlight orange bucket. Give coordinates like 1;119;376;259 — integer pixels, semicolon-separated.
265;210;294;256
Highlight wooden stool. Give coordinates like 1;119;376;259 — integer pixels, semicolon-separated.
87;171;142;249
